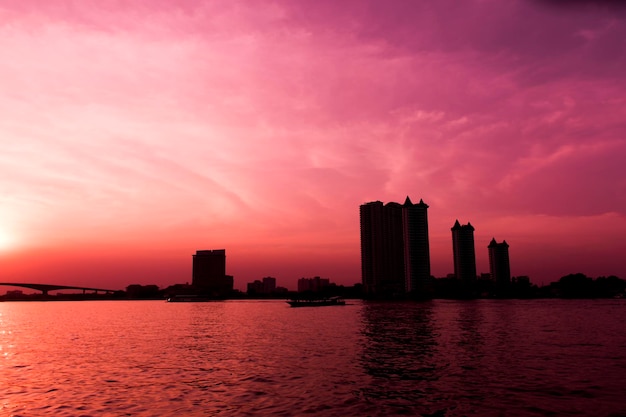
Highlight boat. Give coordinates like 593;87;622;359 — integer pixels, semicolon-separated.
287;296;346;307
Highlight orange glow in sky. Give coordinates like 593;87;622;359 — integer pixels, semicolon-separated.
1;1;625;290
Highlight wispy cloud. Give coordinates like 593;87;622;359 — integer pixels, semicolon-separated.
0;0;624;288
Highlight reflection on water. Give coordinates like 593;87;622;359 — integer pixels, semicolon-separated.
1;299;626;416
359;300;626;416
359;302;442;415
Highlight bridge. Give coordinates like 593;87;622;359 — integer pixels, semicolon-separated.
0;282;118;296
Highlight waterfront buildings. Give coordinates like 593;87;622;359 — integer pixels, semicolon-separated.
488;238;511;289
262;276;276;294
403;197;431;294
247;276;277;295
359;198;529;298
359;197;431;297
359;200;404;296
451;220;477;284
297;276;330;293
192;249;233;296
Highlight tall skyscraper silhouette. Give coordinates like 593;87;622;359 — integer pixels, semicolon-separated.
451;220;477;284
488;238;511;290
402;197;431;295
192;249;233;296
360;201;404;296
360;197;431;297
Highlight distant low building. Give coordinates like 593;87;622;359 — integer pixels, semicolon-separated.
247;276;278;295
163;283;195;298
126;284;160;299
298;276;330;293
247;280;263;295
262;277;276;294
274;286;289;295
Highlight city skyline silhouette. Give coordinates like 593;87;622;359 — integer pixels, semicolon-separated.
1;0;624;291
1;192;625;297
2;2;625;416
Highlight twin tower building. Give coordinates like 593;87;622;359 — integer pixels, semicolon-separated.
359;196;510;298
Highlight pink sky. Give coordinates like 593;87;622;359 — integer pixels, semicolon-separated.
1;0;625;291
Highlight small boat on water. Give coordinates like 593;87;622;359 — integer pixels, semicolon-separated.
287;296;346;307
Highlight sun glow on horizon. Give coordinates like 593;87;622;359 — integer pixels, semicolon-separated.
0;230;17;252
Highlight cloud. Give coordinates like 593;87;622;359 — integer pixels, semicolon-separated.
0;0;624;286
531;0;626;11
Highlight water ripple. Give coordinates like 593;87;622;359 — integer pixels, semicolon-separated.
1;299;625;416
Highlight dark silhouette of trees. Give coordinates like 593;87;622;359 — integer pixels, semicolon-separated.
555;273;625;298
558;273;594;298
594;275;626;298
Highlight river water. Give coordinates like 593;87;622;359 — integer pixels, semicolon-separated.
1;299;625;416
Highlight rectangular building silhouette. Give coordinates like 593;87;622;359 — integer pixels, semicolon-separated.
297;276;330;293
489;238;511;289
192;249;233;296
360;196;431;298
403;197;432;294
451;220;477;284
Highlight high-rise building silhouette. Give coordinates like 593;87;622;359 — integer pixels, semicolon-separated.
402;197;431;295
488;238;511;289
451;220;477;284
360;201;404;296
192;249;233;296
360;197;431;297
